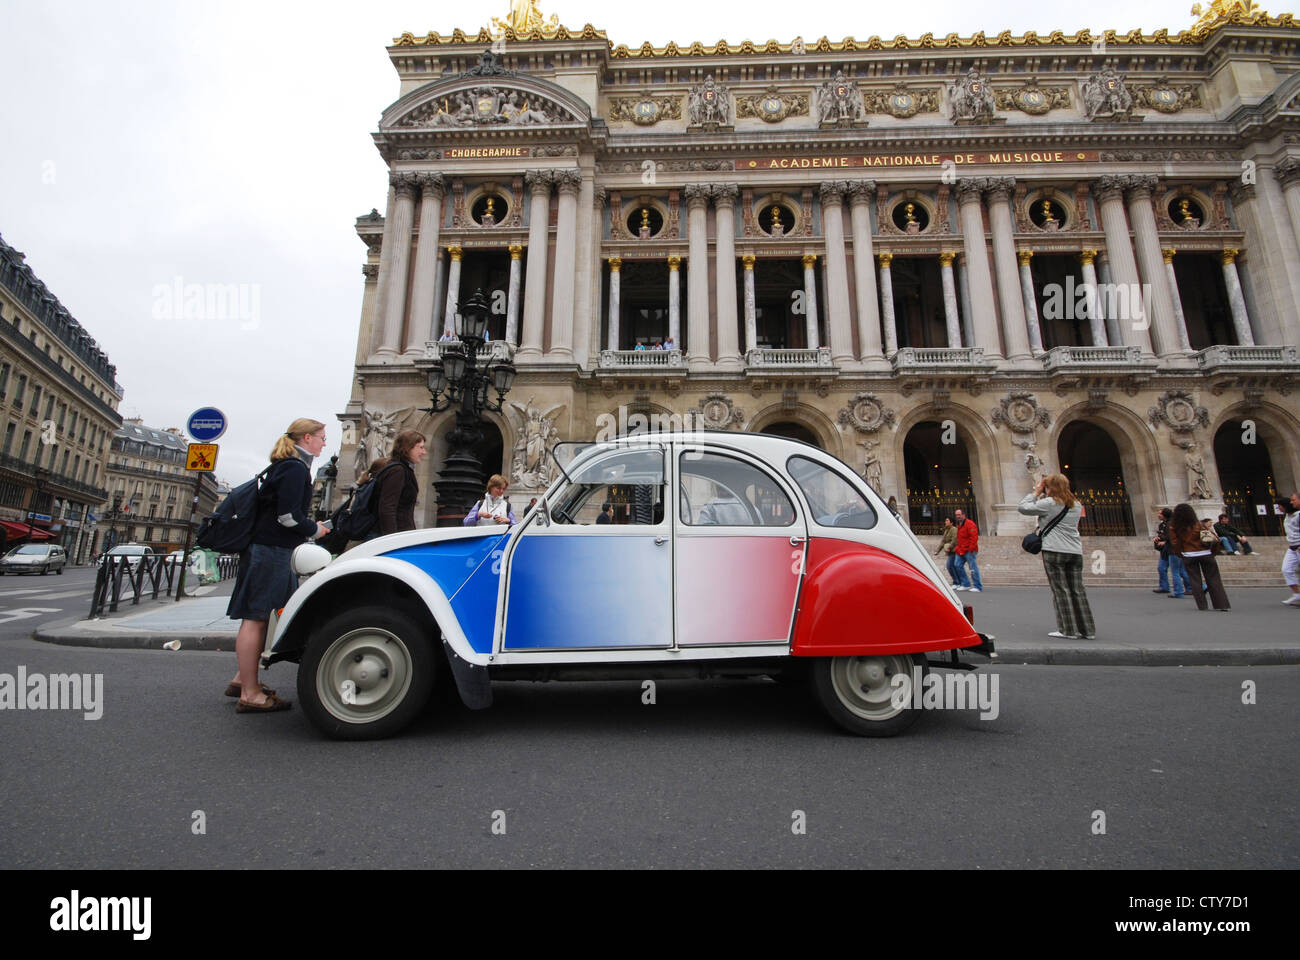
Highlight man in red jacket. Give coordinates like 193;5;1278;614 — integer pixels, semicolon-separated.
953;508;983;592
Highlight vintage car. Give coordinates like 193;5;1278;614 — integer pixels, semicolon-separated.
265;432;995;740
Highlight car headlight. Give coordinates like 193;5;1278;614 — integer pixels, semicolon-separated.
292;543;332;576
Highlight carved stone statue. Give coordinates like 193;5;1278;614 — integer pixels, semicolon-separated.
859;439;884;491
948;67;996;123
357;408;411;477
1181;440;1212;500
1082;67;1134;120
688;75;730;125
508;397;566;487
816;71;866;124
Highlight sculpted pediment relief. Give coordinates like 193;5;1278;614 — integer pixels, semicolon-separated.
394;85;584;128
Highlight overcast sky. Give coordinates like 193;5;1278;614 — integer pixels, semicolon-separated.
0;0;1217;484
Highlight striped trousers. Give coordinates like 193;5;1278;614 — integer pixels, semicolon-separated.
1043;550;1096;638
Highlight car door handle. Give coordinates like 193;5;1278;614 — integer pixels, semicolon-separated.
655;537;668;545
790;537;806;546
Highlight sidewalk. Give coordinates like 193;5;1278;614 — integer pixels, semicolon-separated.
31;586;1300;665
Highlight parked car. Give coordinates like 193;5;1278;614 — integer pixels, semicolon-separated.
102;544;154;570
0;543;67;576
265;432;995;740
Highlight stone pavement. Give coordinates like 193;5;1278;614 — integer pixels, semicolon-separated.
30;583;1300;666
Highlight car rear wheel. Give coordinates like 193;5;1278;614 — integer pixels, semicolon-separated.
812;654;926;737
297;605;436;741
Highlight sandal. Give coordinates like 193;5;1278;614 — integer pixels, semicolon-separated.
236;693;292;713
225;682;276;698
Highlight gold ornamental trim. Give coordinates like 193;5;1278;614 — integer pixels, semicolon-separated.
393;10;1295;51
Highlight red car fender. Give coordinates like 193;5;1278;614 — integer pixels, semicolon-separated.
791;539;980;657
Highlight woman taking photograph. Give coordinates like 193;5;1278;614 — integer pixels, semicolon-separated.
375;431;427;535
1019;473;1095;640
1169;502;1231;612
226;418;329;713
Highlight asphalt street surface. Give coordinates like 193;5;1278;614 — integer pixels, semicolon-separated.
2;624;1296;868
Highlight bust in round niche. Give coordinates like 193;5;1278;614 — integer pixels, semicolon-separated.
473;194;509;227
627;205;664;239
760;203;796;237
1170;196;1204;229
1030;197;1066;231
891;200;929;234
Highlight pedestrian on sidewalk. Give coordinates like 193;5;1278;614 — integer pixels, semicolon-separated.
1153;507;1192;598
464;475;517;527
1170;503;1231;611
1214;513;1254;555
1020;473;1094;639
376;431;427;535
1282;493;1300;606
952;508;982;592
226;418;330;713
934;515;960;586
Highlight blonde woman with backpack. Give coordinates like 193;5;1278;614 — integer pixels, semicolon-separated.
225;418;329;713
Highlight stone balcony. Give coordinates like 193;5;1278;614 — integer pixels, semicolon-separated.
1196;344;1300;373
423;339;516;363
891;346;995;373
746;347;833;370
598;348;687;370
1041;345;1150;373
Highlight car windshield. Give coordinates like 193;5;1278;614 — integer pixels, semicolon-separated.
109;546;147;556
10;546;49;556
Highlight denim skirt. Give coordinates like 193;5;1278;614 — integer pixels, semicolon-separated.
226;543;297;621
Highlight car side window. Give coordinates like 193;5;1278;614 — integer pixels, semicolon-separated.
787;456;878;530
679;452;795;526
551;449;665;525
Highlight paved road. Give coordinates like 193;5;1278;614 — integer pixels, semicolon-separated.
0;567;99;641
1;632;1295;869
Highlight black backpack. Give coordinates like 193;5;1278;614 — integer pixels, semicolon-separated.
328;462;402;542
195;460;303;553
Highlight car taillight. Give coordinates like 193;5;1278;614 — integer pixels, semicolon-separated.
964;604;974;625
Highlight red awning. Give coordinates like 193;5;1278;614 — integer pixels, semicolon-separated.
0;521;56;541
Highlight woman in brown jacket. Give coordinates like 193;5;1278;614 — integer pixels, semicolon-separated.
1169;502;1230;611
375;430;427;535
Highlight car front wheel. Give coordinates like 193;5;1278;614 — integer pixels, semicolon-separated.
812;653;926;737
297;605;436;741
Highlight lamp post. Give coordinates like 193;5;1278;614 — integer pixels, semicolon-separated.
27;467;50;544
423;289;517;525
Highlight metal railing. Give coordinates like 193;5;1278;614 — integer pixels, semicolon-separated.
746;347;833;369
1075;488;1136;537
905;489;978;535
599;348;687;368
88;553;238;618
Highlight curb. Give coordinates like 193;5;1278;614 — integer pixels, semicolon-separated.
29;627;1300;665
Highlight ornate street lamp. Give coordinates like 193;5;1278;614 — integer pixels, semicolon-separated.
424;289;516;525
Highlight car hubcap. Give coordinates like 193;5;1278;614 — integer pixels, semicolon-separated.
317;628;413;724
830;654;914;721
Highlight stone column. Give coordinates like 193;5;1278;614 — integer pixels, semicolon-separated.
985;178;1032;361
548;170;582;360
1162;249;1193;352
1079;250;1108;347
956;179;1002;358
667;255;682;344
878;253;897;355
431;250;447;340
1096;255;1123;347
442;245;463;334
684;185;711;368
742;255;758;354
1017;250;1044;354
1221;249;1256;346
957;257;976;351
1276;157;1300;257
820;181;855;365
376;173;417;360
1094;175;1154;356
406;173;445;354
1229;177;1295;345
939;252;962;348
712;184;742;368
517;170;553;361
368;182;398;360
1123;175;1182;358
848;181;883;363
606;257;622;351
505;244;523;345
802;254;820;350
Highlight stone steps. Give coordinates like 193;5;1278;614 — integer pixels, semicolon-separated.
917;536;1285;586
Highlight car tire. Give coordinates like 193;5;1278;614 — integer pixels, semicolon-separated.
297;604;437;741
811;653;927;738
40;565;48;576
